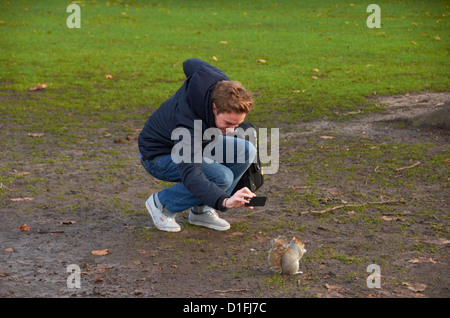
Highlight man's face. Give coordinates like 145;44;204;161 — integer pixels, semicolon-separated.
213;104;246;135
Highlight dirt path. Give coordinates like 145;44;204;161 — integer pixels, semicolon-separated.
1;92;448;298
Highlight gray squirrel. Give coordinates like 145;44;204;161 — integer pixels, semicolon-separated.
268;237;306;275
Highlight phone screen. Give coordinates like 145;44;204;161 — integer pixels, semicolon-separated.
245;196;267;207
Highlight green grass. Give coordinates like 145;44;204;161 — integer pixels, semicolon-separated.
0;0;448;128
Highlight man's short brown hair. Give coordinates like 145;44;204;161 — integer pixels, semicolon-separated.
212;81;254;114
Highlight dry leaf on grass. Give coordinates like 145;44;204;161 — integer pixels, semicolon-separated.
105;74;113;79
29;83;47;91
91;249;109;256
13;170;31;176
324;283;348;293
10;197;34;202
408;257;437;264
424;238;450;245
27;133;44;138
18;224;30;231
94;276;104;282
403;282;426;292
380;216;402;221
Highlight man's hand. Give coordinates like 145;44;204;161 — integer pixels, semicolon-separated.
224;187;256;209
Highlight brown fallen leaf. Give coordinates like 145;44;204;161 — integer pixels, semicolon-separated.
403;282;426;292
19;224;30;231
324;283;348;293
13;170;31;176
10;197;34;202
256;59;267;63
408;257;437;264
29;83;47;91
313;68;320;72
91;249;109;256
424;238;450;245
27;133;44;138
105;74;113;79
381;216;401;221
94;276;104;282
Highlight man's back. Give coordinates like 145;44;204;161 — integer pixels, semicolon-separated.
138;58;229;161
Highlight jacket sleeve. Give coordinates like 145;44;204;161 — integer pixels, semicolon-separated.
178;161;229;211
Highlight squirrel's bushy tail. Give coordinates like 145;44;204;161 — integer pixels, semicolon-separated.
267;237;287;273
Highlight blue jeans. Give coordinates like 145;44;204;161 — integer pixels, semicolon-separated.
141;135;256;213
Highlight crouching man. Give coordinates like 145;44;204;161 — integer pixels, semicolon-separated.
138;58;257;232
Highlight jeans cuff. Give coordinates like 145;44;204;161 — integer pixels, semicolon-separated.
155;192;177;217
191;205;214;214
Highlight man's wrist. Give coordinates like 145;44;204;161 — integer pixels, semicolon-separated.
223;197;230;209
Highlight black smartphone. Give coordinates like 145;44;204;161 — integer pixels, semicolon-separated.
245;196;267;207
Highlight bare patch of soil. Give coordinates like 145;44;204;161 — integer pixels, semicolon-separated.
1;92;448;298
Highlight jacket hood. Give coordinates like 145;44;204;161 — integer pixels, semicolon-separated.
185;64;229;128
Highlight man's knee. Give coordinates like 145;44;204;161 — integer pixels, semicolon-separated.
233;138;257;164
203;158;234;189
216;168;234;189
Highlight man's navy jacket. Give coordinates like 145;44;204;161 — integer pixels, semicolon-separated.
138;58;230;211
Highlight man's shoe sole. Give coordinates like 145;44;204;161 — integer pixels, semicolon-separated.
189;221;230;231
188;218;230;231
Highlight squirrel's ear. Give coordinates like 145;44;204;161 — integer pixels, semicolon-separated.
292;237;305;247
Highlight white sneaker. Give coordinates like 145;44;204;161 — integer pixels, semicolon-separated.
189;206;230;231
145;194;181;232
